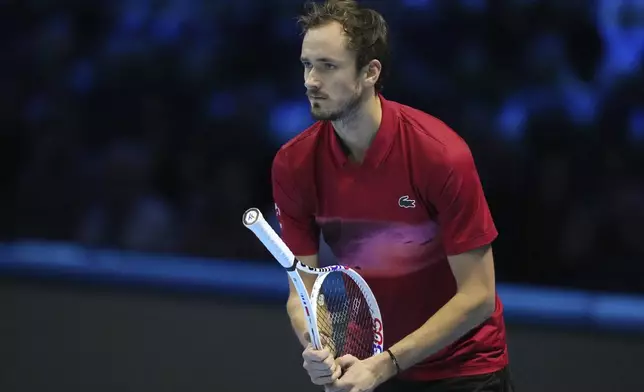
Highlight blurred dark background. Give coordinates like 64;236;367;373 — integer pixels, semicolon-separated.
2;1;644;391
4;0;644;293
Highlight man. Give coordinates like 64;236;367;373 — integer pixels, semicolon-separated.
271;1;514;391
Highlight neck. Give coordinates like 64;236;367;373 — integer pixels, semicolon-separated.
332;93;382;162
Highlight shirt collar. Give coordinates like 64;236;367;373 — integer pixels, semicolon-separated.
328;93;398;169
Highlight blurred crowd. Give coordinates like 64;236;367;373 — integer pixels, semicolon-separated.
3;0;644;293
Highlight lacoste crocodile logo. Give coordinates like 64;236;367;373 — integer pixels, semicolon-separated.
398;195;416;208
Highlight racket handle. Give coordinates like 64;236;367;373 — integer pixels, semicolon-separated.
242;207;296;270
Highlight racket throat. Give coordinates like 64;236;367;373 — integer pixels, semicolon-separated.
285;258;298;271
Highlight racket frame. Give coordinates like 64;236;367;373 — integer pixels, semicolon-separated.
311;267;384;356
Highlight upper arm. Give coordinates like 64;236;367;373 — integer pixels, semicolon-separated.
271;150;320;256
272;151;320;300
447;245;496;305
426;142;497;306
425;142;498;306
427;143;497;256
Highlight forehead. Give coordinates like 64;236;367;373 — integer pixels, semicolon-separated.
301;21;350;60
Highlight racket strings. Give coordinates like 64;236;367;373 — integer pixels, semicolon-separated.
315;272;374;360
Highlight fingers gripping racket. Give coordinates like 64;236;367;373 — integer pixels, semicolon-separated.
242;207;384;359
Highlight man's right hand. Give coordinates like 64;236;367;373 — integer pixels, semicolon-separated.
302;333;341;385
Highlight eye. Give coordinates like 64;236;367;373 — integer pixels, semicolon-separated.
323;63;337;70
302;61;312;69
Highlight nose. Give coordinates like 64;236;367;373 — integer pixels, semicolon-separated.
304;69;321;90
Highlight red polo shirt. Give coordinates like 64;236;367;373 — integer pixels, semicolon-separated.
271;94;508;381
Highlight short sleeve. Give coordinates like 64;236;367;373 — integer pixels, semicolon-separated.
271;150;320;255
428;145;498;256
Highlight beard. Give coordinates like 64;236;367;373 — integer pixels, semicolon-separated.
309;87;364;121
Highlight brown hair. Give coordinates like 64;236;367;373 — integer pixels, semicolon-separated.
297;0;390;93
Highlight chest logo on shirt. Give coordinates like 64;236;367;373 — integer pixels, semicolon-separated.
398;195;416;208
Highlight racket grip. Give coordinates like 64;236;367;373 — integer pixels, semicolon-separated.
242;207;296;269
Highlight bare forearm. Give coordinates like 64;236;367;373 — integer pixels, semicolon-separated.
372;292;495;383
287;298;310;347
285;254;319;348
396;292;493;368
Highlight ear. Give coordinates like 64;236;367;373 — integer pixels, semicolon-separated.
363;59;382;88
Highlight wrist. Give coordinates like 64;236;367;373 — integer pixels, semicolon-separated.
369;350;399;385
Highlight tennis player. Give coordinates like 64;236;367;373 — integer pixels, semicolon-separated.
272;1;514;391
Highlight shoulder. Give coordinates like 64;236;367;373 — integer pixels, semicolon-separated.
393;100;475;174
274;121;324;165
272;120;325;177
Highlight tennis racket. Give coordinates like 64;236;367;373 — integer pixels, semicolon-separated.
242;207;384;359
